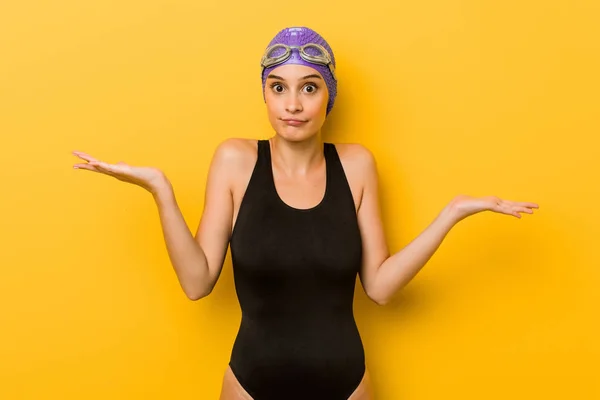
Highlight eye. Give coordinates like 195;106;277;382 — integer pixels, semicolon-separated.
303;83;318;93
270;83;285;93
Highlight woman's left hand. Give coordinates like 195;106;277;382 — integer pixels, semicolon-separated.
448;195;539;222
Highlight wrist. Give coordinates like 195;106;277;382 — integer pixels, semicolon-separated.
442;199;465;225
150;174;173;199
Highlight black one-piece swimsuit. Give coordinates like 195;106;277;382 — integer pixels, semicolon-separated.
228;139;365;400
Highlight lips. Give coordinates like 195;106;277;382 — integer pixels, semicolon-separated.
282;118;307;126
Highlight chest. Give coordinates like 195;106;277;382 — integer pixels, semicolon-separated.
231;205;363;280
231;159;362;235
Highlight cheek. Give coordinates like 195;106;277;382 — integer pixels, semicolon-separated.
315;88;329;113
265;91;283;110
264;93;278;113
310;93;328;116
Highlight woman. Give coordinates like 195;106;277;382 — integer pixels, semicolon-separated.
72;27;539;400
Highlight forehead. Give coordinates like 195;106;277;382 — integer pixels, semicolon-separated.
267;64;324;80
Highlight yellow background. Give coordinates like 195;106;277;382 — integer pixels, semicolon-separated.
1;0;598;398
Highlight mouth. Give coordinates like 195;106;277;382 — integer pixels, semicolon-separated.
281;118;308;126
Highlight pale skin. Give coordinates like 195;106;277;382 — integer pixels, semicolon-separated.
72;63;539;399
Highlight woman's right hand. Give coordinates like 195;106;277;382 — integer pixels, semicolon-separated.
72;151;169;195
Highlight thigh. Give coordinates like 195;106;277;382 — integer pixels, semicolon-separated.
219;365;254;400
347;368;375;400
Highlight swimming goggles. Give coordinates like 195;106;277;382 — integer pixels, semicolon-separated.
260;43;337;80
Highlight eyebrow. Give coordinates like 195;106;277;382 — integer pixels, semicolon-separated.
267;74;322;81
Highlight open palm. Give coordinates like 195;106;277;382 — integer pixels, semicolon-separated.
450;194;539;221
72;151;166;194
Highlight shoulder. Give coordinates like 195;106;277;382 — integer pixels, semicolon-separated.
208;139;260;194
211;138;258;174
213;138;257;163
332;142;377;177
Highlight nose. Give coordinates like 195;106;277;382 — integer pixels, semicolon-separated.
285;93;303;114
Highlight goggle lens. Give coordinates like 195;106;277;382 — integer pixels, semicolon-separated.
261;43;335;80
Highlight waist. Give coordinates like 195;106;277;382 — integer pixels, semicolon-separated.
231;311;364;363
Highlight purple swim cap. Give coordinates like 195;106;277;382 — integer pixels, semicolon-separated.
261;27;337;115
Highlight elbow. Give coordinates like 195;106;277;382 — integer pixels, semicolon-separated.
186;289;210;301
372;296;390;306
366;290;390;306
368;281;409;306
186;292;206;301
185;284;214;301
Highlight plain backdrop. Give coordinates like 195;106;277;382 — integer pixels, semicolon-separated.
1;0;598;398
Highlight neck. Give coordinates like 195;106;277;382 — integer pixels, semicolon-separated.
269;134;324;177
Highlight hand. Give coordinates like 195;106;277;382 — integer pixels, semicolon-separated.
448;194;539;222
72;151;168;195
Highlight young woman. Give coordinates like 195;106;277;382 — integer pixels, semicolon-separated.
72;26;539;400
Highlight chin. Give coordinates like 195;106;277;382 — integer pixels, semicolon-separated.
276;126;319;142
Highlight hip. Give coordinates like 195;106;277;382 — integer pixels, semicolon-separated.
219;364;374;400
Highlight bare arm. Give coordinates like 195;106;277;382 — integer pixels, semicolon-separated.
151;182;213;300
353;146;539;305
73;139;240;301
152;139;239;300
363;205;458;305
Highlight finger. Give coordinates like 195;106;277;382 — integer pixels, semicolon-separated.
505;200;539;209
514;206;534;214
90;161;125;175
511;203;538;211
521;202;539;209
72;151;99;163
504;206;522;218
73;164;100;172
88;163;121;179
496;202;521;218
89;161;114;172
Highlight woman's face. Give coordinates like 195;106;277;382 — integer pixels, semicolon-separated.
264;64;329;141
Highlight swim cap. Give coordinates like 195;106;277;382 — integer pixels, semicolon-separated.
261;27;337;115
